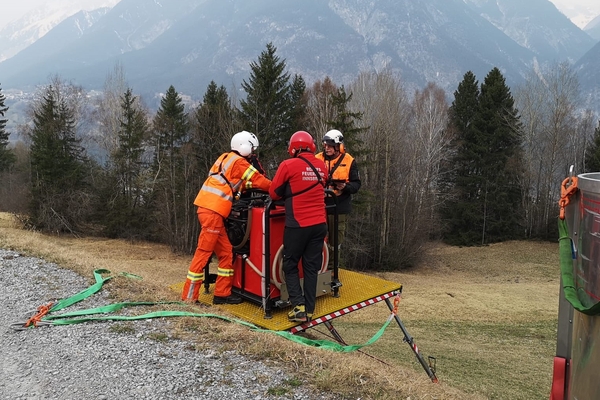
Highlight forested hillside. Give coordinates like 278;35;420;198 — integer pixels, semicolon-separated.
0;44;596;270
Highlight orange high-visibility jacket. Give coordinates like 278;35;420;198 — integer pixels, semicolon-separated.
194;151;271;218
315;151;356;193
315;151;360;215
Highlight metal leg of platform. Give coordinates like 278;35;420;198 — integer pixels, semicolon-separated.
323;321;348;345
203;256;212;294
203;255;215;294
384;297;439;383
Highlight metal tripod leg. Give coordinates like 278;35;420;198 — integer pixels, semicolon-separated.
384;297;439;383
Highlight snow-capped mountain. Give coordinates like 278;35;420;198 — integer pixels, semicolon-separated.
0;0;598;111
0;0;121;63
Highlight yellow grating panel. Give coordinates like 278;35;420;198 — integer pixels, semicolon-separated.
171;269;402;331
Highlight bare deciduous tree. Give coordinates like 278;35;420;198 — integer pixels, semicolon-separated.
305;77;338;138
411;82;451;238
515;61;585;238
94;63;128;164
349;70;413;267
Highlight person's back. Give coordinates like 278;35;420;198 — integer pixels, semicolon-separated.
195;151;270;218
269;131;328;323
270;152;327;228
182;130;271;305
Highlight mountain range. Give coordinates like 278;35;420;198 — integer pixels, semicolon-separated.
0;0;600;112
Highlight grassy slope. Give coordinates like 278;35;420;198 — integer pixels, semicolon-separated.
0;213;559;399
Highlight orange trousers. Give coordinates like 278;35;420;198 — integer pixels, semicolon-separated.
181;207;235;301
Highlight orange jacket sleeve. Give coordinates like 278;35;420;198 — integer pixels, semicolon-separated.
233;157;271;192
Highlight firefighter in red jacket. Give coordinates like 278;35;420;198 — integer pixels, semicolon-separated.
269;131;328;322
182;131;271;305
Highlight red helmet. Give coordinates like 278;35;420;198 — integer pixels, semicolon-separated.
288;131;316;157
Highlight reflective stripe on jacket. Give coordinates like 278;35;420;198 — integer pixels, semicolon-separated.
194;152;271;218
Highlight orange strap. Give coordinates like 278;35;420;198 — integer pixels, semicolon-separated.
558;176;578;220
392;293;401;316
24;302;54;328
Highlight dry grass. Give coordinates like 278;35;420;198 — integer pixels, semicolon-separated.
0;212;559;399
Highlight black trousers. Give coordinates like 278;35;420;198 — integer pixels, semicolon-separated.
282;223;327;314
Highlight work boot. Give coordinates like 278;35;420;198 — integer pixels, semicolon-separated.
288;305;307;322
213;294;243;304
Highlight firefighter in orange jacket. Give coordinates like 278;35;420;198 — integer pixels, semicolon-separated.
315;129;361;266
182;131;271;304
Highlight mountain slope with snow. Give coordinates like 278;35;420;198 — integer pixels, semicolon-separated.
0;0;598;112
0;0;121;62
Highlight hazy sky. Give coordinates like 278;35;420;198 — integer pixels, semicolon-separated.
1;0;599;30
550;0;600;27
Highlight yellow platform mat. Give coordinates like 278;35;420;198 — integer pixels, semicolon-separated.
171;269;402;331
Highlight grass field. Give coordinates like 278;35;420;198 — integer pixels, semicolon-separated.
0;212;559;399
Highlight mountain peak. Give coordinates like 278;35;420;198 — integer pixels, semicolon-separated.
1;0;599;113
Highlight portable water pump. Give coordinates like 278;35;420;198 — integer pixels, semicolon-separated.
226;190;340;318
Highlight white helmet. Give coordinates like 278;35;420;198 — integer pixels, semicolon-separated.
323;129;344;152
323;129;343;145
231;131;259;157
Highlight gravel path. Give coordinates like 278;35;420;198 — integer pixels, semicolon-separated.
0;249;339;400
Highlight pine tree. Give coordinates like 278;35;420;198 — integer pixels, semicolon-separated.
193;81;233;174
441;71;483;245
327;85;365;157
0;84;15;172
441;69;524;245
101;88;150;238
585;120;600;173
475;67;524;243
238;42;298;171
289;74;308;131
153;86;188;170
115;88;148;201
150;85;191;250
29;85;87;231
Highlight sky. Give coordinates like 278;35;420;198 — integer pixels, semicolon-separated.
1;0;600;30
549;0;600;28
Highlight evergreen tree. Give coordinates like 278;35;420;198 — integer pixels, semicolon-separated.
441;69;524;245
102;88;150;238
238;42;298;171
0;84;15;172
153;85;188;170
441;71;483;245
289;74;308;131
585;120;600;173
194;81;233;174
29;85;87;231
115;88;148;198
150;85;191;250
475;68;524;243
327;85;365;157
